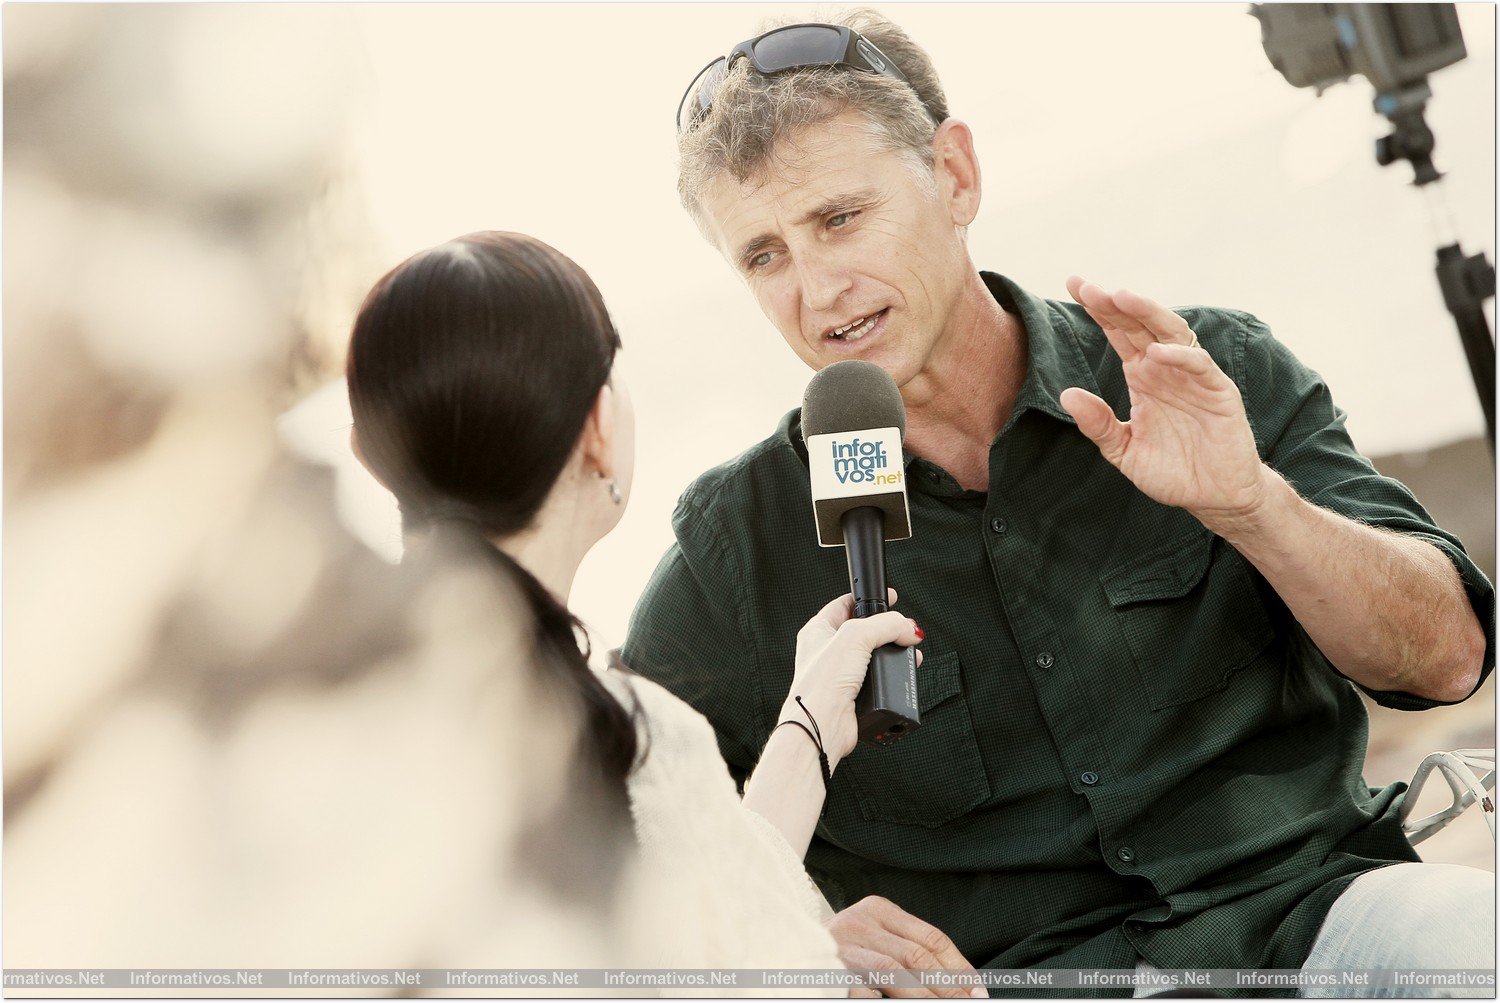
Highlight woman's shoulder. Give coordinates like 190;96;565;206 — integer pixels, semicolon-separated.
598;668;842;973
598;667;742;848
598;667;719;752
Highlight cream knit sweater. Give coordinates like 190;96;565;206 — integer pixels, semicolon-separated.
601;669;847;994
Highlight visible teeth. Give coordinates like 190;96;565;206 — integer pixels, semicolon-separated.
833;315;869;337
831;311;879;341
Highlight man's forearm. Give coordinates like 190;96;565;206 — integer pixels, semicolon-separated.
1205;465;1485;703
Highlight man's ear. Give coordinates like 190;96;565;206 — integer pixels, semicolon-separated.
578;382;616;482
931;119;982;227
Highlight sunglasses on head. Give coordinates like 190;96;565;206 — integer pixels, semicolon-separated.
676;23;912;134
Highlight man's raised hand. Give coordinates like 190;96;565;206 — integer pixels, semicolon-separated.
1058;276;1271;537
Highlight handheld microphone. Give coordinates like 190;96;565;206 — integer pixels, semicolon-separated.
802;360;920;746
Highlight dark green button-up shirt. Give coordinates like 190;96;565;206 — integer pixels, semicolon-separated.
622;273;1494;996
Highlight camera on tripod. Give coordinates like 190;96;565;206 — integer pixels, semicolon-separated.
1250;3;1495;449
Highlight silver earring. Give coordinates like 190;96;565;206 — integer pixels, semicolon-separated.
596;470;622;506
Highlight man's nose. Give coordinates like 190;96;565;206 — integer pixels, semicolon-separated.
793;252;852;314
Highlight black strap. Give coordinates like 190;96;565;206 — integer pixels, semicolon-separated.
773;696;832;790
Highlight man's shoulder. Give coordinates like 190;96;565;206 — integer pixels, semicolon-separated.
1043;292;1274;383
1034;287;1321;457
675;408;808;528
1048;293;1263;340
984;272;1272;355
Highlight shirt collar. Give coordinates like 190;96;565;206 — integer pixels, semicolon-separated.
980;271;1100;431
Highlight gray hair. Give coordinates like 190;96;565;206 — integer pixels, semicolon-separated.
677;8;950;235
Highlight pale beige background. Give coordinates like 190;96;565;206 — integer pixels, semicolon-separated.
2;4;1493;972
281;3;1495;653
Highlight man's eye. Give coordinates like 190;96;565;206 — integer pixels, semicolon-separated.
828;211;859;228
748;251;773;270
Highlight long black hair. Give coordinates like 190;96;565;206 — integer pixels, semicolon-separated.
346;232;641;833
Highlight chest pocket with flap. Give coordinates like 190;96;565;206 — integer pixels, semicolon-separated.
1100;529;1276;710
834;650;990;827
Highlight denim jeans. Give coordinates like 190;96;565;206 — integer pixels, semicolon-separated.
1131;863;1496;999
1298;863;1495;998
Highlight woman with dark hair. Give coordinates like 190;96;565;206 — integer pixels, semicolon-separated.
345;232;923;976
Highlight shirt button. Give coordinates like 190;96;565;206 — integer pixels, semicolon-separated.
1035;651;1054;669
1080;771;1099;786
1117;847;1136;863
989;517;1008;535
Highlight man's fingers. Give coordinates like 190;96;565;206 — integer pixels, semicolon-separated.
1145;340;1217;377
846;928;977;998
830;898;979;999
1070;277;1203;356
1066;276;1154;354
885;915;975;977
842;958;983;1000
852;896;976;977
1059;387;1130;466
840;947;942;999
1086;309;1143;367
1116;288;1197;346
1084;281;1180;344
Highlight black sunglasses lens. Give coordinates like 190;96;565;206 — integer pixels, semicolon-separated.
752;25;845;72
699;59;730;109
678;57;727;130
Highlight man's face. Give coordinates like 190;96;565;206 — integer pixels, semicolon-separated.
698;112;971;387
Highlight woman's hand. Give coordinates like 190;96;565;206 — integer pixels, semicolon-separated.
741;590;922;860
785;589;923;767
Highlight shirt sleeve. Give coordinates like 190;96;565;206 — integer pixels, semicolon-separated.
621;490;765;785
1237;311;1495;711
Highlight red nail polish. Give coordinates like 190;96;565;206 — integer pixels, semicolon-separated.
913;624;926;640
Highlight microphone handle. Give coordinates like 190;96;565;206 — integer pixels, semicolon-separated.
842;506;890;618
840;507;921;745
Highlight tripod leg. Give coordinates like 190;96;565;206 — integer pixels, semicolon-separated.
1435;243;1496;451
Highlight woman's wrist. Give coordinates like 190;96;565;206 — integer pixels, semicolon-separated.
744;712;836;860
778;692;854;770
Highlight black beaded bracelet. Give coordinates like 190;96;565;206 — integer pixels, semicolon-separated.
773;695;832;790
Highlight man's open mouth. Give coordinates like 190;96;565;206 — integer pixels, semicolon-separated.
826;308;888;342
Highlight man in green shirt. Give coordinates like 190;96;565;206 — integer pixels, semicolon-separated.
624;9;1493;995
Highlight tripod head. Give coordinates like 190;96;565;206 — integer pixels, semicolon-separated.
1373;84;1440;187
1251;3;1466;186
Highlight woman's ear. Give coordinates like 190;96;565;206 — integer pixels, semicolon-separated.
578;382;616;481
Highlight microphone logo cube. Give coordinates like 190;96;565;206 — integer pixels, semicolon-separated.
809;427;905;495
806;426;911;547
831;436;892;483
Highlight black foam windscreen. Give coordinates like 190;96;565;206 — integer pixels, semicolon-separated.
801;360;907;441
